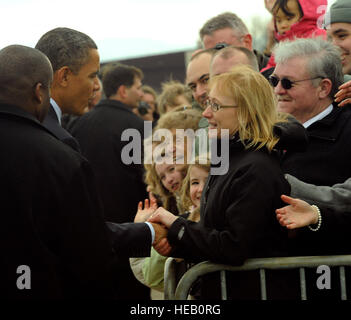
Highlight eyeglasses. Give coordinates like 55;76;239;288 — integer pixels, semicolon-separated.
205;99;238;112
269;75;323;90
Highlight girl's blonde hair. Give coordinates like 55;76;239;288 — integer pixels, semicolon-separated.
154;106;202;132
144;162;187;213
180;155;211;213
209;65;287;151
144;108;203;212
157;80;192;115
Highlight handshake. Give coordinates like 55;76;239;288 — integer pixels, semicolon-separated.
134;196;178;256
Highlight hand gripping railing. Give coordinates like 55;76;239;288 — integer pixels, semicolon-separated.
164;255;351;300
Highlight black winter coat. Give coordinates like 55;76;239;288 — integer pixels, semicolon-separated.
282;104;351;187
0;103;151;299
70;99;148;223
168;136;295;299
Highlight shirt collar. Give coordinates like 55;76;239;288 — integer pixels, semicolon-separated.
303;104;333;129
50;98;62;125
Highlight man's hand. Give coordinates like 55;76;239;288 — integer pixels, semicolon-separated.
150;222;168;246
148;207;178;228
153;237;172;256
275;195;319;229
134;197;157;223
335;80;351;107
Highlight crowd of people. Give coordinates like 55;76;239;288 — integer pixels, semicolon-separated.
2;0;351;300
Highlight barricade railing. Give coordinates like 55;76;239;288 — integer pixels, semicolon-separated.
164;255;351;300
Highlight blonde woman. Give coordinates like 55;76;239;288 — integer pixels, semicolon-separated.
149;65;304;299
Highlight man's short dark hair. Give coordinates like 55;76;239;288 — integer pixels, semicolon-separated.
199;12;249;41
102;63;144;98
35;27;97;74
0;45;52;104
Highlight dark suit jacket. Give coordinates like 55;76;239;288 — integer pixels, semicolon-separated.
42;104;81;152
282;104;351;187
69;99;150;299
70;99;148;223
0;103;151;299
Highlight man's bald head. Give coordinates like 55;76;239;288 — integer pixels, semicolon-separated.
0;45;53;121
210;46;259;76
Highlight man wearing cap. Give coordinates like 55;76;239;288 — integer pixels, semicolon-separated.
325;0;351;76
322;0;351;106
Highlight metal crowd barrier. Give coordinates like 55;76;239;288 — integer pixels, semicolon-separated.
164;255;351;300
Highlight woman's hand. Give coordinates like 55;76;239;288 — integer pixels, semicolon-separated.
276;195;319;229
148;207;178;229
335;80;351;107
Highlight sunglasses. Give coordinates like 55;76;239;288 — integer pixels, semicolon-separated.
269;75;323;90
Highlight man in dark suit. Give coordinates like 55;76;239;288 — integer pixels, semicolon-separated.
0;45;165;299
70;63;151;299
35;27;102;152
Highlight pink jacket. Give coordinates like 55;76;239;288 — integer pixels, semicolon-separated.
261;0;327;72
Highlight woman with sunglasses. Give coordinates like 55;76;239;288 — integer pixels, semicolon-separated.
149;65;305;299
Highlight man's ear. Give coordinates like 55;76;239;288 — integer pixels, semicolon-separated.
318;78;332;99
241;34;253;51
33;82;43;104
117;84;127;99
32;82;48;122
55;66;71;87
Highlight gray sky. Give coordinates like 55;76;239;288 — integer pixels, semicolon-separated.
0;0;335;62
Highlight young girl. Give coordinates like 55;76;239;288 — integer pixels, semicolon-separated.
130;107;202;298
179;157;210;222
261;0;327;72
144;107;202;213
131;157;210;298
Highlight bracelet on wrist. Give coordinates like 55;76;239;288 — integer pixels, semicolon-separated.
308;205;322;231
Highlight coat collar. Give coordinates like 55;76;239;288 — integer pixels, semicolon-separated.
96;99;135;115
0;102;57;137
0;102;39;123
307;103;351;141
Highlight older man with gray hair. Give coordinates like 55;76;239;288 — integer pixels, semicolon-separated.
271;38;351;257
273;38;351;186
278;0;351;225
271;38;351;300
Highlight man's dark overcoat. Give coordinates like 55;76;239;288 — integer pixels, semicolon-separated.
0;103;151;299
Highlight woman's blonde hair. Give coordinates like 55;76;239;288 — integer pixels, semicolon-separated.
209;65;287;151
180;155;211;213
